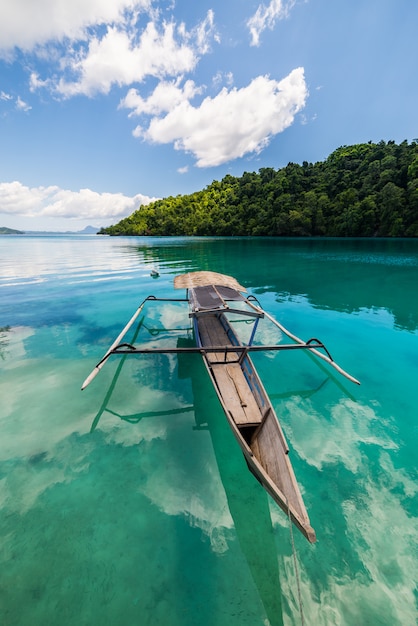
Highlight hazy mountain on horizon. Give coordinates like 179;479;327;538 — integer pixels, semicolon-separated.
0;225;100;235
0;226;24;235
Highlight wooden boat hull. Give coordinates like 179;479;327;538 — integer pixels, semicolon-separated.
83;271;360;543
196;311;316;543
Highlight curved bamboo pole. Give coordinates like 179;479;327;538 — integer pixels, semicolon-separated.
247;301;360;386
81;298;149;390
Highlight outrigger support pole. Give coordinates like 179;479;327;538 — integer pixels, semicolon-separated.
82;293;360;389
246;299;360;385
81;296;188;390
107;340;330;356
87;339;349;374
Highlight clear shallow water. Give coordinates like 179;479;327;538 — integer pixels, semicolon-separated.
0;235;417;626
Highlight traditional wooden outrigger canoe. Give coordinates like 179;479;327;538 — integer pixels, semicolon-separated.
82;271;360;543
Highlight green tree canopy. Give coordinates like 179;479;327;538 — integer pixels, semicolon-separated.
100;140;418;238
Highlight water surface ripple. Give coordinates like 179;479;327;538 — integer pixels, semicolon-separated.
0;235;417;626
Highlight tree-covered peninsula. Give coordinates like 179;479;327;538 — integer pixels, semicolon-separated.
100;140;418;237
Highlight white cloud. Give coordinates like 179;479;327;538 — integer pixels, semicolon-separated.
56;20;204;97
283;396;399;475
193;8;217;52
9;7;217;100
212;71;234;89
15;96;31;112
0;91;31;112
280;459;418;625
29;72;51;92
247;0;295;47
129;68;307;167
0;0;150;53
0;181;157;221
121;78;202;116
0;1;308;171
277;395;417;624
0;2;217;100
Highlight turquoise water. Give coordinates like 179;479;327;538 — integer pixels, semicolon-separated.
0;235;417;626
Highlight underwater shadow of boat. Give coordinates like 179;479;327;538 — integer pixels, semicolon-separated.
88;323;353;626
177;337;285;626
88;321;283;625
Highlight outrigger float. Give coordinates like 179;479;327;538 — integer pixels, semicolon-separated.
82;271;360;543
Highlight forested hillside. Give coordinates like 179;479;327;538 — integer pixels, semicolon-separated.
100;140;418;237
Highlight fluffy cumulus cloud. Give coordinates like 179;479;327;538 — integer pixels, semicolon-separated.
247;0;296;47
14;6;217;99
0;0;306;170
0;0;149;53
121;79;203;117
55;13;216;98
0;181;157;221
126;68;308;167
276;396;417;624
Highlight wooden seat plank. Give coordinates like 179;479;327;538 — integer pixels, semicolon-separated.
197;315;238;363
211;364;263;425
197;314;263;425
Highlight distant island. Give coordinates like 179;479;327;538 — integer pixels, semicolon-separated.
99;140;418;238
0;225;99;235
24;225;100;235
0;227;24;235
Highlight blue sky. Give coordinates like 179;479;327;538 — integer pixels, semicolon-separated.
1;0;417;231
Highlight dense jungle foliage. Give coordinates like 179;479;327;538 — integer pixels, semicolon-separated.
100;140;418;237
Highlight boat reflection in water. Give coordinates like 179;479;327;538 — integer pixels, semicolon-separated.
83;273;359;546
89;330;284;626
178;339;284;626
